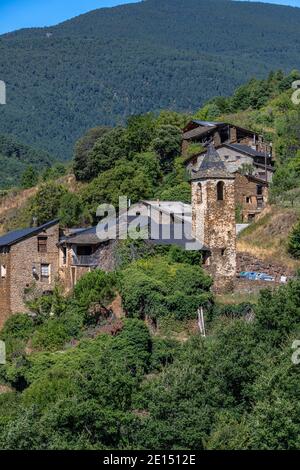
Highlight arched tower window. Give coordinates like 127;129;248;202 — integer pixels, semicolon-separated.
217;181;225;201
197;183;202;204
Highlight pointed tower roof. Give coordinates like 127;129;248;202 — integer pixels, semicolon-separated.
190;144;234;180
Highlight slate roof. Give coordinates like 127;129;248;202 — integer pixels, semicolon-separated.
182;126;216;140
61;215;206;251
0;219;59;248
227;143;271;159
191;144;234;180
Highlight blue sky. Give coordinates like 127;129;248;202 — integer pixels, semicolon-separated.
0;0;299;35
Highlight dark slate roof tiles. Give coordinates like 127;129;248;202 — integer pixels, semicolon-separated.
0;219;59;247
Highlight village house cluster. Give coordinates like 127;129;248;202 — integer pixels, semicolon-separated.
0;120;275;328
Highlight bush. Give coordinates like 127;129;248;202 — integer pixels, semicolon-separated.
288;221;300;259
31;319;70;352
120;256;212;322
255;278;300;345
0;314;34;342
73;270;118;325
30;182;67;225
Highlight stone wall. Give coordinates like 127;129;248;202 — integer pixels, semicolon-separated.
60;241;117;292
0;252;11;328
192;177;237;293
237;252;295;281
235;173;268;222
0;223;60;328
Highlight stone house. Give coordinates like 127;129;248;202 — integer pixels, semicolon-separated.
186;143;274;183
187;143;272;221
234;173;269;222
0;220;60;328
58;202;203;292
182;120;272;158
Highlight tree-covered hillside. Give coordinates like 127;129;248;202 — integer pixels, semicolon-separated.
0;251;299;450
0;0;300;158
0;135;54;189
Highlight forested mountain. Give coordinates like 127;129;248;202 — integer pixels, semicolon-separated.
0;0;300;158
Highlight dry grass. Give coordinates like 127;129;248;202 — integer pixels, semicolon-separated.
0;174;84;234
216;291;260;305
238;205;300;271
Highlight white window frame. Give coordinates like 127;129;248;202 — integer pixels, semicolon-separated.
41;263;51;283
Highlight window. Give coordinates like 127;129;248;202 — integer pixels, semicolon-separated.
62;247;67;265
217;181;225;201
246;196;251;204
257;185;263;196
0;265;6;279
38;236;47;253
197;183;202;204
77;246;92;256
41;264;50;283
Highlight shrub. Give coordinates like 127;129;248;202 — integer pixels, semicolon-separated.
0;314;34;342
31;319;70;351
288;221;300;259
73;270;118;325
120;257;212;322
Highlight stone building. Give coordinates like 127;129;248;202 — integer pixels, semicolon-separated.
186;143;274;183
0;220;60;328
182;120;272;158
186;143;272;222
234;173;269;222
191;144;237;293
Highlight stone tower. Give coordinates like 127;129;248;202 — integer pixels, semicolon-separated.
191;144;236;293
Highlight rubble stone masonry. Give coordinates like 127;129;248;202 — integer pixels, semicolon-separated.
0;223;60;328
192;178;236;293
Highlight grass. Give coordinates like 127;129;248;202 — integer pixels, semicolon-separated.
216;291;260;306
237;205;300;271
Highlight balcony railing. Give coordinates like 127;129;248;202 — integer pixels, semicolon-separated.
72;255;98;267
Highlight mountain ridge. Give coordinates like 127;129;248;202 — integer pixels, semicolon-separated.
0;0;300;159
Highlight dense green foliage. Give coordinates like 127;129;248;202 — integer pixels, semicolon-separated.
1;0;300;160
119;257;212;322
288;221;300;259
0;257;299;449
0;135;54;189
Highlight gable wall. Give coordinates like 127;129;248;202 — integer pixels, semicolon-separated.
6;223;60;319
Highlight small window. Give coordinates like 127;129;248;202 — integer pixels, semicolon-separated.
0;265;6;279
246;196;251;204
77;246;92;256
197;183;202;204
217;181;225;201
38;236;47;253
257;185;263;196
221;249;226;257
41;264;50;283
62;247;67;265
